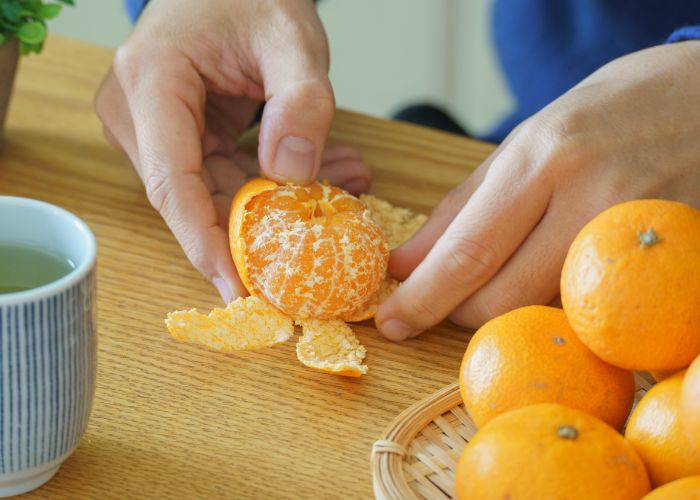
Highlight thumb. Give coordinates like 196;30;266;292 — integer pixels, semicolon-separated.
256;39;335;184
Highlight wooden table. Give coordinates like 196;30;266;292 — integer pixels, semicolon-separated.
0;36;495;498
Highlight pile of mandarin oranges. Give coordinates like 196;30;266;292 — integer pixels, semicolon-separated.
456;199;700;500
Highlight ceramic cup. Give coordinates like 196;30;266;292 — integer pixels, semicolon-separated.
0;197;96;497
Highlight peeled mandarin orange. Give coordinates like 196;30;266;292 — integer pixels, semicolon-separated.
166;188;428;377
681;355;700;451
561;199;700;371
455;403;650;500
459;305;635;429
643;476;700;500
229;180;389;319
625;371;700;487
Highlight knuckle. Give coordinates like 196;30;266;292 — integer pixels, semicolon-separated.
292;79;335;115
144;170;170;214
112;44;138;83
402;294;444;328
440;236;499;286
452;294;509;329
113;43;163;91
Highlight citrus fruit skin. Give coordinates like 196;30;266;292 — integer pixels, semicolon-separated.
625;371;700;487
681;355;700;452
459;306;635;429
229;177;279;295
561;199;700;371
230;180;389;319
455;403;650;500
642;476;700;500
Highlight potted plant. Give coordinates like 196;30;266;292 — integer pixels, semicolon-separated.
1;0;73;149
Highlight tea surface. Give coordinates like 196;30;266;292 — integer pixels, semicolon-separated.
0;243;75;294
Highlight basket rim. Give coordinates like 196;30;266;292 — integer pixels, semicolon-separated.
371;382;461;499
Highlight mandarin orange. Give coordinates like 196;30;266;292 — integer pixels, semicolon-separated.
561;199;700;371
643;476;700;500
459;306;635;429
625;371;700;487
681;355;700;451
229;180;389;319
455;403;650;500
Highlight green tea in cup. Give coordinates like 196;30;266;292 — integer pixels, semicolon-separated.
0;243;75;294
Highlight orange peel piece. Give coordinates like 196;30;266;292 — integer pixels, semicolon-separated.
341;276;399;322
165;296;293;352
359;194;427;249
295;319;368;377
229;177;279;295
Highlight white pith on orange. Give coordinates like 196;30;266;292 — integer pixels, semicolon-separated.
167;181;426;377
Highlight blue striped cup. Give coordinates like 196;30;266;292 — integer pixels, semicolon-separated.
0;197;96;497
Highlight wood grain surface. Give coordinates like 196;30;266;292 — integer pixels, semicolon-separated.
0;36;495;499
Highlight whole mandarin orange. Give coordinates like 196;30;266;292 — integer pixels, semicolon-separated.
561;199;700;371
626;371;700;487
459;305;635;429
642;476;700;500
229;179;388;319
455;403;650;500
681;355;700;451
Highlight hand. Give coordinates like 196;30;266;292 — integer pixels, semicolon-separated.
95;0;371;302
376;41;700;340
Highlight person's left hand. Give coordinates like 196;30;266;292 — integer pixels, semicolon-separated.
376;41;700;340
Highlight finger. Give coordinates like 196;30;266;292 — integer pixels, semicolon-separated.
204;155;249;196
389;135;515;280
317;145;372;194
388;160;488;280
375;147;554;340
94;68;139;163
255;21;335;184
233;144;372;194
446;208;569;330
114;48;245;301
204;94;261;156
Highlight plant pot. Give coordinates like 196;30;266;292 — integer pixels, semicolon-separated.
0;37;19;152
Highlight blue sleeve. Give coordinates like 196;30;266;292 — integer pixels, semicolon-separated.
667;25;700;43
124;0;149;23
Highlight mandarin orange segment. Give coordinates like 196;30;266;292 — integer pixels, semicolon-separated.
359;194;427;249
340;276;399;322
295;319;368;377
233;181;389;319
165;296;294;352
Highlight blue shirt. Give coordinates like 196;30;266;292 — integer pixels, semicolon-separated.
124;0;700;143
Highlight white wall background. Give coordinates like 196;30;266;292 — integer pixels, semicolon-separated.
50;0;512;136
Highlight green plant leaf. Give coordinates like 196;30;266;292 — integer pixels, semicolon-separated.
57;0;75;5
16;21;45;44
20;40;42;55
36;3;62;19
1;2;23;24
0;34;6;46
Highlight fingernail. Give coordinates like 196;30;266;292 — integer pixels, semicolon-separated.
273;136;316;183
379;319;417;342
213;277;234;304
343;178;370;195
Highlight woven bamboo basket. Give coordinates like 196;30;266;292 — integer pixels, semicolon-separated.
371;372;655;499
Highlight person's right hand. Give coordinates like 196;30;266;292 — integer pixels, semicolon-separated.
95;0;371;302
